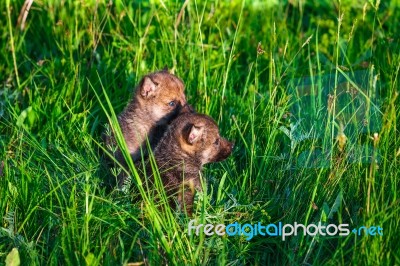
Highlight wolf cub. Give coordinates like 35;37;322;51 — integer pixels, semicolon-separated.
105;70;191;181
153;113;233;214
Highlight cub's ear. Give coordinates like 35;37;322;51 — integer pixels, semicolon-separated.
187;124;204;144
162;65;169;73
140;76;158;98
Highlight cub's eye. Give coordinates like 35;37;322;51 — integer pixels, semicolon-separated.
214;138;220;145
168;101;176;107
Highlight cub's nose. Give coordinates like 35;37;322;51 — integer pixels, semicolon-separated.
225;140;234;152
230;142;235;150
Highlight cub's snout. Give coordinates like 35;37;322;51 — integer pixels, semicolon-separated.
212;138;233;162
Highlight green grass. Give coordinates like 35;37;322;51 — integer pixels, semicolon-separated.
1;0;399;265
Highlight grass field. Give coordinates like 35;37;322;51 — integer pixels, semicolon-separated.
1;0;399;265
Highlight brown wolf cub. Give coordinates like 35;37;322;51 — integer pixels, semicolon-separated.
104;70;191;184
153;112;233;214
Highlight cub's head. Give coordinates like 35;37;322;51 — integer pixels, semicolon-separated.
175;113;233;165
136;69;192;123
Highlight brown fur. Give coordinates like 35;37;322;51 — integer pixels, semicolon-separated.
104;70;191;185
153;113;233;215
